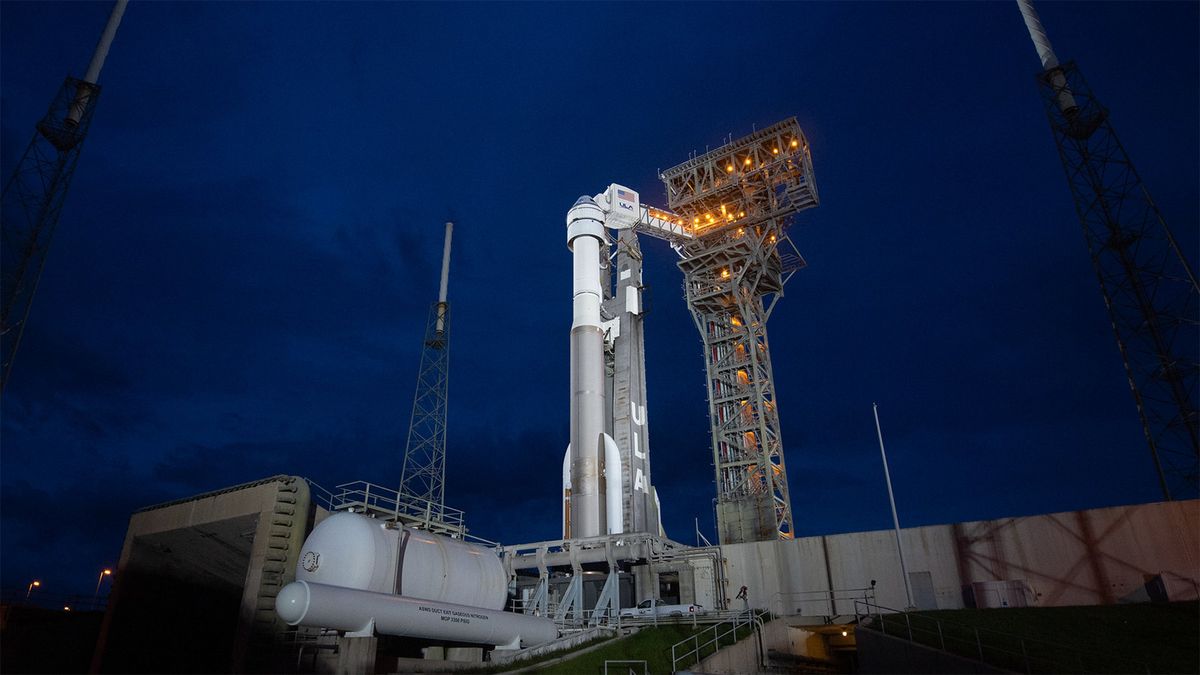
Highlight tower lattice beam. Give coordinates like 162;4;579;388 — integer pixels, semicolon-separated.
399;222;454;521
1019;0;1199;499
659;118;818;543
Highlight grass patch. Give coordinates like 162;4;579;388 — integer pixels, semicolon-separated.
872;601;1198;674
530;623;754;675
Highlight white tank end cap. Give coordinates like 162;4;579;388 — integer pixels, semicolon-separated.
275;581;310;625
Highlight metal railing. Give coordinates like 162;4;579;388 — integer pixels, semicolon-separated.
774;586;876;619
304;479;499;545
669;608;768;673
854;600;1151;675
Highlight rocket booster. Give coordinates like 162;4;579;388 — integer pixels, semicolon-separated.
566;196;612;538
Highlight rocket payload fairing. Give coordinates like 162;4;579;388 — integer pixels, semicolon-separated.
563;188;663;539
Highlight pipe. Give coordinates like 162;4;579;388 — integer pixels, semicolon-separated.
873;403;915;609
1016;0;1059;70
436;222;453;333
276;581;557;648
66;0;128;126
1015;0;1077;113
566;196;608;538
83;0;129;85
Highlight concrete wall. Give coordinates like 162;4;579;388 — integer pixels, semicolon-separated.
91;475;315;673
721;500;1200;614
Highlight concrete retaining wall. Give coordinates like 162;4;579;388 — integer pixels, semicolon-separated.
721;500;1200;613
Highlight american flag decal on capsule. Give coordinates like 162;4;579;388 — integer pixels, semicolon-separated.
617;189;635;202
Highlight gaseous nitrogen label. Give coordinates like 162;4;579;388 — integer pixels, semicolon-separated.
418;605;490;624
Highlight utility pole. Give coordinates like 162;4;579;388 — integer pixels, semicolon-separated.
873;403;914;609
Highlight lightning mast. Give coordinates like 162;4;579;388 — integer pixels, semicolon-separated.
399;222;454;521
1018;0;1199;499
1;0;128;393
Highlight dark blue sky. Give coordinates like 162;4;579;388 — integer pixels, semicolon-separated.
2;2;1196;598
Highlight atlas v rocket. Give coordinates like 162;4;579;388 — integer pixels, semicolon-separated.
563;186;663;539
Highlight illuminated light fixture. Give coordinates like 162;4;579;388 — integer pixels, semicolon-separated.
721;269;730;278
841;630;848;637
743;157;752;165
726;165;734;172
738;212;745;217
64;606;72;612
791;139;799;147
772;148;779;154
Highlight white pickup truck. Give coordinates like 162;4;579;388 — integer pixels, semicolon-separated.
619;598;705;618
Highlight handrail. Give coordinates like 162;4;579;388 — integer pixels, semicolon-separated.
853;599;1151;675
773;586;875;619
669;608;769;673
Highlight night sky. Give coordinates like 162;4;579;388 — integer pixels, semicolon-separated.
2;2;1196;599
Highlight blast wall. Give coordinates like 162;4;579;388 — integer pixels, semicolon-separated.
721;500;1200;614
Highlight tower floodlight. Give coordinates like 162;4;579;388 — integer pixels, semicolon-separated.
1018;0;1199;499
1;1;128;393
399;222;454;522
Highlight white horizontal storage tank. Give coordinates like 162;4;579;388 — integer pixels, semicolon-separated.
296;511;507;610
276;581;557;648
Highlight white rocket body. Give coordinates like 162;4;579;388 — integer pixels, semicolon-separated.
563;188;663;539
565;196;614;538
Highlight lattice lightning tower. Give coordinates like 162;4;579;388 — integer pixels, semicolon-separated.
1;1;128;393
1019;1;1199;499
398;222;455;519
655;119;818;543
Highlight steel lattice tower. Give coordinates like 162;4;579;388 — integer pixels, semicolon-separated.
659;119;818;543
2;78;100;391
399;222;454;518
1020;1;1199;499
1;1;127;393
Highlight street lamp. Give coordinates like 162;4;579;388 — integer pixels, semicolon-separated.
94;568;113;601
25;580;41;600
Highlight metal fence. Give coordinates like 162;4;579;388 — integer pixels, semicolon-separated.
669;608;768;673
773;586;876;619
854;599;1151;675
